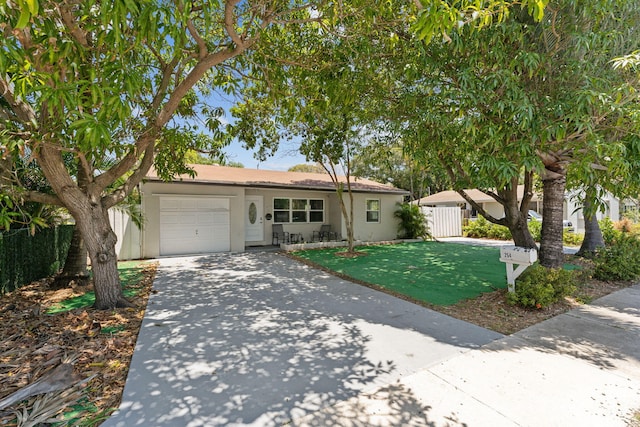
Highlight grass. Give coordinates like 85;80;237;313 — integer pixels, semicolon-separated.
47;261;147;314
294;241;508;306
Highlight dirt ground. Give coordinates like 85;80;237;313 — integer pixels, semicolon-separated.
0;254;635;425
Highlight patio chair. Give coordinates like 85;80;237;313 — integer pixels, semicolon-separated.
272;224;290;245
313;224;338;242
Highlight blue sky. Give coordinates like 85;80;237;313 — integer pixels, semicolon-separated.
224;138;307;171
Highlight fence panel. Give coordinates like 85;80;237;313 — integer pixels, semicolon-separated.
421;206;462;237
108;209;141;260
0;225;74;295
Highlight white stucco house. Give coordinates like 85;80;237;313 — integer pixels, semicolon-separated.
415;185;623;233
110;164;408;259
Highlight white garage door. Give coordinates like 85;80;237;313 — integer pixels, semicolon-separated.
160;197;230;256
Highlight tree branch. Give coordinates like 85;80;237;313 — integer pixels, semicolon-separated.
0;77;37;124
93;131;156;191
179;2;208;59
102;142;155;210
56;2;90;48
225;0;244;47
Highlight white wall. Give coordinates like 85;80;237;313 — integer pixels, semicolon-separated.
140;182;245;257
137;181;405;257
342;193;404;241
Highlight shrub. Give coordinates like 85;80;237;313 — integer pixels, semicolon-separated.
487;222;512;240
507;264;577;309
563;231;584;246
464;216;511;240
528;218;542;241
593;233;640;281
614;218;634;233
394;203;431;239
599;217;621;245
463;216;491;238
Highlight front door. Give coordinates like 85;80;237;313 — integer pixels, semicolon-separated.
245;196;264;242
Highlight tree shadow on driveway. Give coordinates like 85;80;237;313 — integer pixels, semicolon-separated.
105;251;502;426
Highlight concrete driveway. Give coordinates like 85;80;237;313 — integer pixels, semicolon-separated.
104;249;640;426
104;251;503;426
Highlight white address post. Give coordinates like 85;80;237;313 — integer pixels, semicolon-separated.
499;246;538;293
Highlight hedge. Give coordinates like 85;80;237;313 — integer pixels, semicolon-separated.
0;225;74;295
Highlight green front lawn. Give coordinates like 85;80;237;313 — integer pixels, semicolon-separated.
294;241;507;306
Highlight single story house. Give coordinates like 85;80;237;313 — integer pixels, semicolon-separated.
415;185;543;220
111;164;408;259
415;185;622;233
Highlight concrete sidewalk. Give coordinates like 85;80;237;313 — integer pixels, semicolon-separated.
104;250;640;426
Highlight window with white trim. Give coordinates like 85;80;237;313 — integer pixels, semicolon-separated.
366;199;380;223
273;198;324;223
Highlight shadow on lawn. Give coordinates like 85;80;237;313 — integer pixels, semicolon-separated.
293;241;507;306
106;251;501;427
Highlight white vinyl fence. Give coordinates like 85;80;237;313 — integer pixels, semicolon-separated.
108;209;141;260
420;206;463;238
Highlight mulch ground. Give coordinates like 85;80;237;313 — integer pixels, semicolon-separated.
0;262;156;426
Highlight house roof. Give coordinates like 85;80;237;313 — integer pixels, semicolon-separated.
415;185;540;205
145;164;409;195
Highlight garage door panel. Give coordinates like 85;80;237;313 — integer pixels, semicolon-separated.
162;226;196;239
159;197;230;256
161;213;197;225
196;213;215;225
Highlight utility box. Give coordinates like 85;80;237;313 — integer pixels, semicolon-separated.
499;246;538;293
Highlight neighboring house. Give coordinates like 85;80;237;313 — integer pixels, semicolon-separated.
111;164;408;259
415;185;622;233
564;190;620;232
415;185;543;220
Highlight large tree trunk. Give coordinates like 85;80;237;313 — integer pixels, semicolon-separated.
36;145;131;309
52;226;89;288
74;204;130;309
577;196;605;257
53;160;91;288
539;174;566;268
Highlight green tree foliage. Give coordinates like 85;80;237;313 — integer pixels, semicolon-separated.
392;1;640;267
0;0;331;309
231;0;548;253
352;143;447;201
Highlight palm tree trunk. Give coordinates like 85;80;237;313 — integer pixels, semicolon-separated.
577;195;605;257
539;174;566;268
